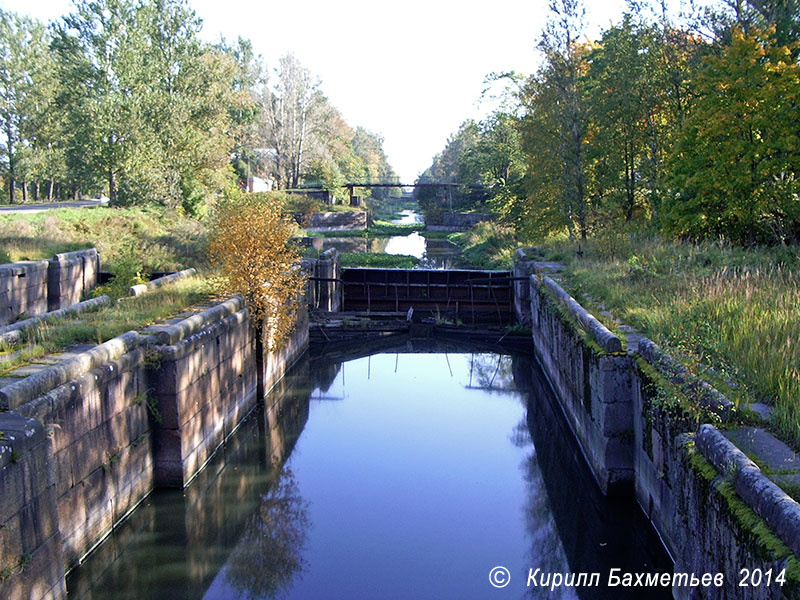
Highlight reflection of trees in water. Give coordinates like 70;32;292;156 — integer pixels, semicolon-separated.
522;447;579;600
467;353;516;393
224;467;310;599
510;417;532;448
313;363;340;394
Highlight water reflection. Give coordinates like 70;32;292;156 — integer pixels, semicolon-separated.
514;357;671;599
218;468;309;599
382;230;426;258
301;208;466;268
65;365;316;600
391;209;424;225
67;348;671;600
308;233;464;268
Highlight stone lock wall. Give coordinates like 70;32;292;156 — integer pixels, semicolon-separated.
150;297;257;488
0;249;100;327
524;266;800;599
305;211;367;231
0;261;49;327
1;333;152;572
0;293;310;599
0;414;65;600
633;377;794;599
14;342;153;570
528;274;634;494
47;249;100;312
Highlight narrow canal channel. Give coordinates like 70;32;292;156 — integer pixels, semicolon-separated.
309;208;466;268
66;348;672;599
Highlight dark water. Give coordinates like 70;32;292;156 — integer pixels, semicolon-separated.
66;348;672;599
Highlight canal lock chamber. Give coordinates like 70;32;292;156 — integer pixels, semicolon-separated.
66;340;673;600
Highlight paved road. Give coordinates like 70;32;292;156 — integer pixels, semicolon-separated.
0;198;109;214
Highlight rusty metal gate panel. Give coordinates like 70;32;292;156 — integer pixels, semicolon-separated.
339;268;514;324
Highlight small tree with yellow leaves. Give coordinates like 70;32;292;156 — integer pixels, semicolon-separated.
208;192;306;353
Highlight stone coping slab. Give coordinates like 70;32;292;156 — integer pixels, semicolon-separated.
128;268;196;297
51;248;98;262
151;295;244;346
536;275;623;353
725;427;800;472
7;364;49;377
0;259;49;276
637;336;734;420
0;295;110;346
0;295;243;410
724;426;800;491
0;411;46;468
0;331;140;410
697;424;800;557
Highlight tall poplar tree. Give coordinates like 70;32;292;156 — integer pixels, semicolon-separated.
0;10;52;202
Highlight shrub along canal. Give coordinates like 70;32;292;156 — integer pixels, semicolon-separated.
66;346;671;599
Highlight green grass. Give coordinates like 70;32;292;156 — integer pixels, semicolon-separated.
339;253;419;268
420;230;456;240
540;234;800;449
0;276;215;376
448;222;517;269
315;203;365;213
306;221;424;238
0;206;207;271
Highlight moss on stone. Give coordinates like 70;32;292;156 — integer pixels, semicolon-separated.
537;282;609;357
689;448;800;592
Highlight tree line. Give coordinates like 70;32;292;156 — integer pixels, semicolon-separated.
418;0;800;245
0;0;397;211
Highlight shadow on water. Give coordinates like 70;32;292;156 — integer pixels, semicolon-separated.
67;346;672;600
513;355;672;599
65;362;319;600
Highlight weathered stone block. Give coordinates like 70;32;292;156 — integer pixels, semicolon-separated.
0;533;66;600
70;425;113;484
0;511;24;567
601;400;633;437
154;459;185;488
19;485;59;550
155;367;219;429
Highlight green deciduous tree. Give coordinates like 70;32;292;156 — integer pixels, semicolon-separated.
52;0;144;204
665;27;800;244
521;0;590;240
52;0;249;208
0;10;54;202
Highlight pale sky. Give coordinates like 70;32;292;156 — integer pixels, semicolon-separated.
1;0;646;181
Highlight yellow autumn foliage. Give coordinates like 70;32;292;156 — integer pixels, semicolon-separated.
208;193;306;351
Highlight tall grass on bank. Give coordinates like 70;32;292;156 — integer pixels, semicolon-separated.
543;236;800;447
450;222;517;270
304;222;423;238
339;253;419;268
0;206;207;271
0;276;215;376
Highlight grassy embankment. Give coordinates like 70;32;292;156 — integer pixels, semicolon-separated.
446;223;799;449
0;206;216;373
0;275;215;376
0;206;206;271
499;233;799;451
303;220;423;269
420;222;517;270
